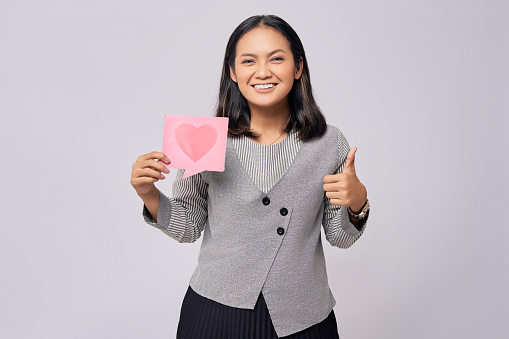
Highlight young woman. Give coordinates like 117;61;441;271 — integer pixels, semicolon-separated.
131;15;370;339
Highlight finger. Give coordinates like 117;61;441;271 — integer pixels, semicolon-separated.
138;159;171;174
329;198;346;207
323;174;342;183
343;147;357;173
323;183;340;192
325;191;341;199
137;151;171;164
158;153;171;164
135;167;167;180
148;159;171;174
131;176;159;186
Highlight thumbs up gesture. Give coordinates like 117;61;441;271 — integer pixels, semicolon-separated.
323;147;368;213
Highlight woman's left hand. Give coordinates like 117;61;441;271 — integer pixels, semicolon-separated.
323;147;367;213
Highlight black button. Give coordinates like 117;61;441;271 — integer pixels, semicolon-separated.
280;208;288;216
262;197;270;206
277;227;285;235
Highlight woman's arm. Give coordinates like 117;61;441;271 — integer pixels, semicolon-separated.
322;199;367;248
321;127;369;248
138;184;160;222
349;213;368;230
142;169;209;243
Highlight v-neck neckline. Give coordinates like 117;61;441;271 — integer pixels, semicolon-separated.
243;132;290;147
229;131;304;196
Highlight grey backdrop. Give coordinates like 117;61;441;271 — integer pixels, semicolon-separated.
1;0;507;338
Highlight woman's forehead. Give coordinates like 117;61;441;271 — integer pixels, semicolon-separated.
235;26;291;56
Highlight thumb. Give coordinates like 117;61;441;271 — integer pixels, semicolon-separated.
343;147;357;173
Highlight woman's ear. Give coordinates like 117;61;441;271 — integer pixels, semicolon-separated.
294;57;304;79
229;66;238;83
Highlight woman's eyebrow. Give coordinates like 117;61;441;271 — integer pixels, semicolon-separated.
239;49;287;58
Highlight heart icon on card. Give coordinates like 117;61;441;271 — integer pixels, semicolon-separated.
174;123;218;162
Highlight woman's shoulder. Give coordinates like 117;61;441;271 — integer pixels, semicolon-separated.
325;124;346;139
325;124;350;155
304;124;348;145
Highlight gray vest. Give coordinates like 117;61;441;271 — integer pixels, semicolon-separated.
194;126;339;337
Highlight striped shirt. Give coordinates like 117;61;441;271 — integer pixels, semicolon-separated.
150;128;368;247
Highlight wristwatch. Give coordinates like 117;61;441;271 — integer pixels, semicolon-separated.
348;200;370;220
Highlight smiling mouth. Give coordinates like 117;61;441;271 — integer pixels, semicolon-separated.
252;83;277;89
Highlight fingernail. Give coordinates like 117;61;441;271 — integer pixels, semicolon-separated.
160;174;166;179
164;167;170;173
164;157;170;163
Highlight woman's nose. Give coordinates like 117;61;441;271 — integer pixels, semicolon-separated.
255;62;271;78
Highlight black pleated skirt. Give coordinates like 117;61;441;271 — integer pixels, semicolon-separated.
176;285;340;339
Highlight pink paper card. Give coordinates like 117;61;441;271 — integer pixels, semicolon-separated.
162;115;229;178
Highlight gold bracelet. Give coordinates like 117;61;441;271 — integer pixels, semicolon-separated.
348;200;370;220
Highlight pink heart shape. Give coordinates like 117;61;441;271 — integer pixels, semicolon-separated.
175;123;218;162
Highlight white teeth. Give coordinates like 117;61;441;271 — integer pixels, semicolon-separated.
254;84;275;89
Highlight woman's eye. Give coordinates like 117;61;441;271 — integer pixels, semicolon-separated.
271;57;284;62
241;59;254;64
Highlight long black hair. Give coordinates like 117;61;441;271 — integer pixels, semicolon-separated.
216;15;327;141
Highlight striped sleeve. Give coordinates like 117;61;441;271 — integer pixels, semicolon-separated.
142;169;208;243
322;127;368;248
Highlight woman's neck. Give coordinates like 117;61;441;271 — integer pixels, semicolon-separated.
248;101;291;145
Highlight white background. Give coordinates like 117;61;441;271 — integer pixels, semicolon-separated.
1;0;508;338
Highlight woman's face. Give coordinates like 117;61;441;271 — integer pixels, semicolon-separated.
230;26;303;112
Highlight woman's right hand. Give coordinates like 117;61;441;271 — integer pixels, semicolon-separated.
130;151;171;196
